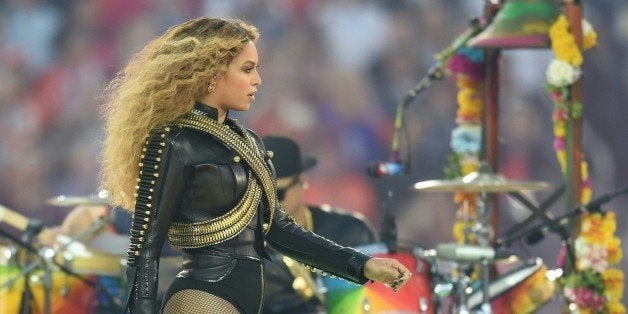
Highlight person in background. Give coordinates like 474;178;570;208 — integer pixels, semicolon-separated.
262;135;379;313
100;17;411;313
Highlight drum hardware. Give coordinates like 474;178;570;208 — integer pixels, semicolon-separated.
494;186;628;274
498;184;565;248
413;163;551;313
466;257;558;312
434;243;497;263
413;171;554;193
378;190;398;255
46;190;111;207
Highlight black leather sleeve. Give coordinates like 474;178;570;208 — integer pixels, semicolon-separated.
129;135;186;313
265;208;372;284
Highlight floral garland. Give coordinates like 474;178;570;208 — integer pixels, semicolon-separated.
546;14;625;314
444;47;485;245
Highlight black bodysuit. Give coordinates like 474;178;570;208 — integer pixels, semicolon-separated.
126;103;371;313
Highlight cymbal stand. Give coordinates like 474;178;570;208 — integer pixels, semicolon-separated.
444;261;474;314
475;187;492;314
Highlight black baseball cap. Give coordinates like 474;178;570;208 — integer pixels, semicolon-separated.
262;136;317;179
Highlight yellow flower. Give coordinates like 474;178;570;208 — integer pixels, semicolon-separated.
460;158;479;175
606;301;626;314
581;161;589;178
602;212;617;235
554;121;566;137
550;15;570;37
456;75;481;89
580;213;605;242
602;268;624;301
453;221;466;243
549;15;584;66
556;151;567;172
581;186;592;204
606;236;623;264
457;88;482;112
582;19;598;50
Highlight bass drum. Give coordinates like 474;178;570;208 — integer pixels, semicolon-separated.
322;243;434;314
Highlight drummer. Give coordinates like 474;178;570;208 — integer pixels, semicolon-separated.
41;202;181;261
38;201;128;255
261;135;379;313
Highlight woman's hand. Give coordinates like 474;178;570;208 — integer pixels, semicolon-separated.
363;257;412;292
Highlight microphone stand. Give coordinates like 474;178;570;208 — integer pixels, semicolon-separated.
386;18;483;173
379;190;398;254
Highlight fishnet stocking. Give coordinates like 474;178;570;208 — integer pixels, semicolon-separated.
163;289;240;314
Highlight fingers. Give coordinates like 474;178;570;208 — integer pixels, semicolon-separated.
390;270;412;292
364;257;413;292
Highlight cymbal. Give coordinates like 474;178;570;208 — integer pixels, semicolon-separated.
413;172;553;193
46;195;111;207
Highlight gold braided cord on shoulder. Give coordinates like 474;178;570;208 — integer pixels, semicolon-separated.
168;172;262;248
173;111;277;234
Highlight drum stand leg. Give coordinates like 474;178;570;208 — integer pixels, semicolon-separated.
16;220;52;314
455;273;471;314
469;187;493;314
479;258;491;314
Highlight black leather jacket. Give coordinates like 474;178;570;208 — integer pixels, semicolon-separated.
127;104;371;313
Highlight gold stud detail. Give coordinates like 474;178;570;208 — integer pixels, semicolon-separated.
233;156;241;163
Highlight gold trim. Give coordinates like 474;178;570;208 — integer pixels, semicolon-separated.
168;175;262;248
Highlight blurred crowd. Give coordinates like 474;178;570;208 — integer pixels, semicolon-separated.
1;0;628;306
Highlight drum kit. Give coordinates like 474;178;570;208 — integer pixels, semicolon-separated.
0;195;127;314
322;170;564;314
413;170;562;314
0;194;180;314
0;170;592;314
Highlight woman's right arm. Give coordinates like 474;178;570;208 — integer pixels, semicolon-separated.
126;132;185;313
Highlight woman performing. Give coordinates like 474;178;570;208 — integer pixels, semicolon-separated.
101;17;411;313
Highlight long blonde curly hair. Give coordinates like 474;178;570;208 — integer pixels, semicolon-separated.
101;18;260;210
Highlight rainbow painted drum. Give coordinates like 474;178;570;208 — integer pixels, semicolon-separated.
323;243;434;314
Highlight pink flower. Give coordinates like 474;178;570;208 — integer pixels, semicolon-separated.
582;179;592;189
550;90;565;103
557;245;567;268
554;137;566;151
447;53;485;81
573;287;606;310
552;109;569;121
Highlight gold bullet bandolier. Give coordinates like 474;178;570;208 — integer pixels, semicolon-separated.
127;109;279;260
127;126;172;266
